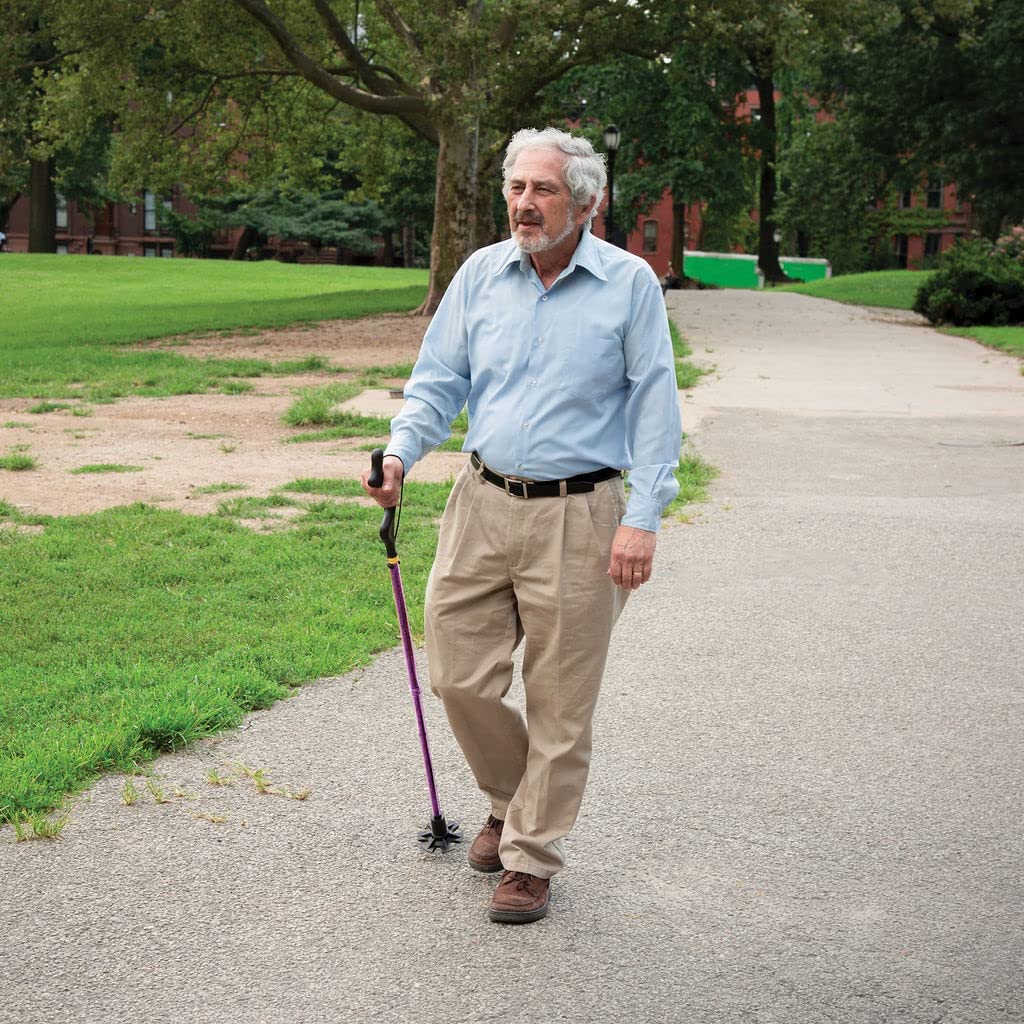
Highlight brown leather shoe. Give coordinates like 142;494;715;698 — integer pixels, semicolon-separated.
488;870;550;924
467;815;504;872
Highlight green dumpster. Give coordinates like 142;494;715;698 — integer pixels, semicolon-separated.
683;251;831;289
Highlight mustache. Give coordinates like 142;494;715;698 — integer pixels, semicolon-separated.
515;215;543;226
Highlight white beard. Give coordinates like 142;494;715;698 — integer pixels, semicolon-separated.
514;212;577;253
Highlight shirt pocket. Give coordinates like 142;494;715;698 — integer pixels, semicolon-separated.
468;310;526;388
560;309;627;402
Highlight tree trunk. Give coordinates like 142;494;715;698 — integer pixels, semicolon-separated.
402;225;415;268
671;201;686;277
0;193;19;233
753;70;788;284
474;146;502;249
230;224;258;260
28;158;56;253
416;119;478;315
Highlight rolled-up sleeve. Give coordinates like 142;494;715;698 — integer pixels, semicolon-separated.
621;273;682;532
384;264;473;475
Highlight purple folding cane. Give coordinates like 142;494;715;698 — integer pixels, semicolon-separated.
368;449;460;853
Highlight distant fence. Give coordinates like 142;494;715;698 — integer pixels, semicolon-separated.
683;251;832;289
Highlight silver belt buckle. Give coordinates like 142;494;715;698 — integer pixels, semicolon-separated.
503;473;534;499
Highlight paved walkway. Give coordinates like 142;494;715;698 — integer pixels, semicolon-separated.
2;292;1022;1023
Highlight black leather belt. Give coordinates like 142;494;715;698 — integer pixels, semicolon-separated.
470;451;621;499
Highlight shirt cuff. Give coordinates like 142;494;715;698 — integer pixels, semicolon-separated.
383;441;415;476
622;493;663;533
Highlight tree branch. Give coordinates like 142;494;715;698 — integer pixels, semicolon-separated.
371;0;423;58
230;0;431;126
309;0;413;97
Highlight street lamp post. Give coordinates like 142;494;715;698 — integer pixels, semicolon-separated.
603;124;621;248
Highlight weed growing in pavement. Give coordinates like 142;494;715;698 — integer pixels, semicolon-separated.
121;780;140;806
207;769;234;787
191;811;228;824
145;778;172;804
219;442;238;454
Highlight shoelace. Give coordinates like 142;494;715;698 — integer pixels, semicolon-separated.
503;871;540;893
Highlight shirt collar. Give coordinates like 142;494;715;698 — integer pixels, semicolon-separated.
494;229;609;283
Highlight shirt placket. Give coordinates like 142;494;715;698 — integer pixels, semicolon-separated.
513;276;553;475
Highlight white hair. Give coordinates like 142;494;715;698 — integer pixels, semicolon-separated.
501;127;607;227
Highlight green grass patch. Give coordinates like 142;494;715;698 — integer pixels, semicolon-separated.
69;463;144;475
194;482;248;495
270;355;333;374
1;256;427;402
777;270;931;310
286;412;393;443
28;402;73;414
0;488;449;824
2;421;33;429
0;450;37;471
941;325;1024;360
219;380;255;395
669;322;713;390
279;478;368;498
282;382;365;427
664;451;719;517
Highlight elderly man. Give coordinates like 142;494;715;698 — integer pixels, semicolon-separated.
363;127;681;924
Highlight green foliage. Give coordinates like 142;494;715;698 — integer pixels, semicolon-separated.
824;0;1023;236
913;239;1024;326
542;48;756;251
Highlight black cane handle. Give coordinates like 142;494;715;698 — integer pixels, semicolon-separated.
369;448;399;559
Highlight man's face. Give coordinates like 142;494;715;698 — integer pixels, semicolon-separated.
506;148;590;254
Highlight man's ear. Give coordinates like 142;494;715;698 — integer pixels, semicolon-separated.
575;197;597;226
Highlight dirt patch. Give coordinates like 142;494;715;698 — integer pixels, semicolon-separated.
0;316;468;520
136;314;428;369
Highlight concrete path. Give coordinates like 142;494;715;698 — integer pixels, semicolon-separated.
2;292;1022;1024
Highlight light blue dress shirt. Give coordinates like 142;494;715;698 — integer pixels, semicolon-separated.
385;229;682;532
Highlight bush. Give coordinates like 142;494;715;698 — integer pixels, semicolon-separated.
913;236;1024;326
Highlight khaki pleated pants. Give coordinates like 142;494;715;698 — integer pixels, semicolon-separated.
424;462;629;878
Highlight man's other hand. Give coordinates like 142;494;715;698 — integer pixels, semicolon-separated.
607;526;657;590
361;454;405;508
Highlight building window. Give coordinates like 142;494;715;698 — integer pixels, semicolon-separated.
144;245;157;257
144;191;157;231
56;243;69;255
160;245;174;258
924;233;942;258
897;190;912;210
55;194;68;229
642;220;658;253
894;234;909;269
926;179;943;209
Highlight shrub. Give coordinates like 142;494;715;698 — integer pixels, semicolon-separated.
913;236;1024;326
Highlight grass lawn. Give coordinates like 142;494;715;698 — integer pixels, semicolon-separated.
941;325;1024;359
0;255;427;401
0;486;451;828
777;269;931;309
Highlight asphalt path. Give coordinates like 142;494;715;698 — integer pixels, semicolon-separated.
2;290;1021;1023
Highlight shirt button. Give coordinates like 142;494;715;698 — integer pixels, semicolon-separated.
536;337;542;344
530;380;537;387
522;421;529;428
541;296;548;302
517;463;524;470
